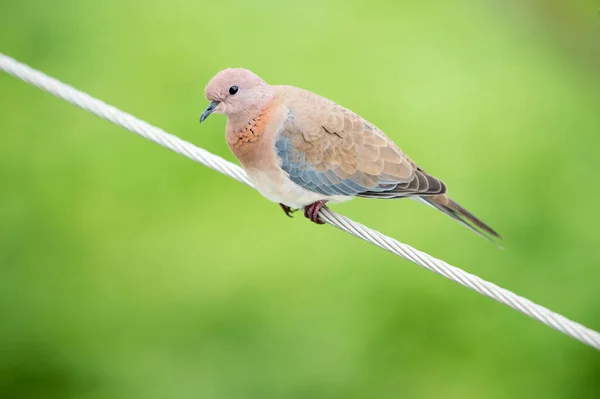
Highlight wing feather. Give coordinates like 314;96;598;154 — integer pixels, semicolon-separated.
275;86;446;198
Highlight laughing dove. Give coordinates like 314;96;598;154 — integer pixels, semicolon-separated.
199;68;501;242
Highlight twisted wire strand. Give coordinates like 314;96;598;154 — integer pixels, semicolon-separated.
1;52;598;350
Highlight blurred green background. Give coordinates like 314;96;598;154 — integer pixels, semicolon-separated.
1;0;599;398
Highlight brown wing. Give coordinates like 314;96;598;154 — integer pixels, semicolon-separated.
274;85;446;198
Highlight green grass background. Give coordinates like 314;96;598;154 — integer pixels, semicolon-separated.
1;0;599;398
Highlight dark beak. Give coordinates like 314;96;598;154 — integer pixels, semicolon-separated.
199;101;219;123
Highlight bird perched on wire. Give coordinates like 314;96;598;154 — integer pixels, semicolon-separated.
199;68;501;243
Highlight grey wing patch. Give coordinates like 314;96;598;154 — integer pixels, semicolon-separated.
275;135;369;196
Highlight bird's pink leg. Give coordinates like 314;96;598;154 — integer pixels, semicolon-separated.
279;203;296;218
303;200;328;224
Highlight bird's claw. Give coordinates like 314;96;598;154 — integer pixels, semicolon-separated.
303;200;328;224
279;203;296;218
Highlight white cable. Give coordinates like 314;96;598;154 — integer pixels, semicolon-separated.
1;52;599;350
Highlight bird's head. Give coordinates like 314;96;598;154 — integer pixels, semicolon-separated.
200;68;272;123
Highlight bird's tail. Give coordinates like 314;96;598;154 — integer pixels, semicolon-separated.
418;194;502;246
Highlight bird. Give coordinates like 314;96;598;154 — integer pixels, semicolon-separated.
199;68;501;243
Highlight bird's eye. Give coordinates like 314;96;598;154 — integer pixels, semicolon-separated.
229;85;239;95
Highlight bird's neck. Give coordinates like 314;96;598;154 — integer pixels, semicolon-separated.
225;98;285;168
226;101;275;144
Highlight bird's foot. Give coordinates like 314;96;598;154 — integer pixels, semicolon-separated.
279;203;296;218
303;200;328;224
